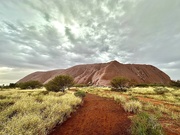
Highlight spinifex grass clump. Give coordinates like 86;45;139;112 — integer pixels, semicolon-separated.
123;100;142;113
0;89;82;135
131;112;164;135
113;95;126;104
154;87;169;95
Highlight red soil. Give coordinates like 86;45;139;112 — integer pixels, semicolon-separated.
137;96;180;135
50;94;132;135
120;93;180;135
99;91;180;135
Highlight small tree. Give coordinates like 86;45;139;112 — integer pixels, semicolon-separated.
18;81;43;89
171;80;180;87
9;83;17;89
45;75;74;92
111;77;130;91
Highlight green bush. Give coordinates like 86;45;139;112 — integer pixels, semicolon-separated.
111;77;130;92
74;90;86;98
170;80;180;87
154;87;169;95
8;83;17;89
135;83;149;87
131;112;164;135
45;75;74;92
18;81;43;89
111;87;128;92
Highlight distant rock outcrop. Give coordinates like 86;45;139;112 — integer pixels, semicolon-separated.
17;60;171;86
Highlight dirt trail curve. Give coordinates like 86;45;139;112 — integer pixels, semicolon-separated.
50;94;131;135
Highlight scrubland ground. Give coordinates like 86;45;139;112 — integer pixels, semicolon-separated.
0;88;82;135
1;86;179;135
77;86;180;135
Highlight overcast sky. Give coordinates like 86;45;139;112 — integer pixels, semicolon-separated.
0;0;180;85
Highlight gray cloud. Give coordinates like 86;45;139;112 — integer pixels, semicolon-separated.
0;0;180;84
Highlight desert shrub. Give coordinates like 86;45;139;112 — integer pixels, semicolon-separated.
111;87;128;92
111;77;130;92
170;80;180;87
113;95;126;104
74;90;86;98
154;87;169;95
135;83;149;87
123;100;142;113
131;112;164;135
18;81;43;89
151;84;165;87
8;83;17;89
45;75;74;92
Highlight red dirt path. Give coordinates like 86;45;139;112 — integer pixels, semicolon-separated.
50;94;131;135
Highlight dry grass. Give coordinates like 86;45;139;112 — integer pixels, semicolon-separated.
76;86;180;134
143;102;180;120
78;86;180;117
113;95;126;104
123;100;142;113
0;88;82;135
130;112;164;135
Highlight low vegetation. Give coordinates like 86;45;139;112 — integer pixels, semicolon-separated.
0;88;82;135
18;81;43;89
123;100;142;113
110;77;130;91
131;112;164;135
74;90;86;97
77;85;180;134
170;80;180;87
45;75;74;92
1;82;179;135
113;95;126;104
154;87;169;95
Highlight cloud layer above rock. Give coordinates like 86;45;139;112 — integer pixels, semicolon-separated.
0;0;180;84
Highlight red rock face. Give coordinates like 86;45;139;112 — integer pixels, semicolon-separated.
17;60;171;86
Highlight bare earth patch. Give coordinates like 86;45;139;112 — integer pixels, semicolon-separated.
50;94;131;135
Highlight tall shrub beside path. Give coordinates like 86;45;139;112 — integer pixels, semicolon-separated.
45;75;74;92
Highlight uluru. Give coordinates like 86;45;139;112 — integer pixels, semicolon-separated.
17;60;171;86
